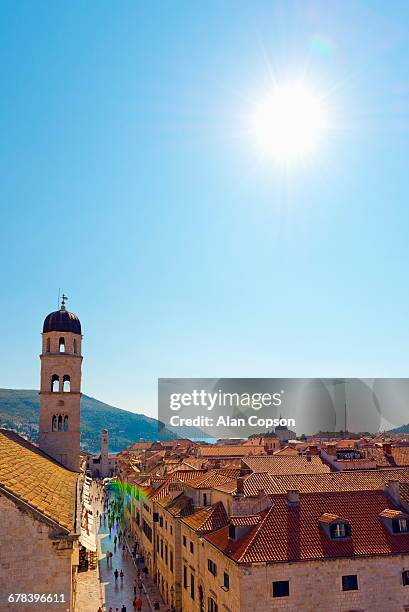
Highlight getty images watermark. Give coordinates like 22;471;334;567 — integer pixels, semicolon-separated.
158;378;409;439
167;388;294;430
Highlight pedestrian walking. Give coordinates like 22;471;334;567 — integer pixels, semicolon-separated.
106;550;109;565
135;597;142;611
114;568;119;583
138;578;143;595
120;569;124;583
121;605;127;612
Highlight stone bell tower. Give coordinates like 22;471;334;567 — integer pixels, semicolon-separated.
39;295;82;471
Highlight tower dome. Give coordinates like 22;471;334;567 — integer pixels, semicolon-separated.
43;309;81;335
43;295;81;335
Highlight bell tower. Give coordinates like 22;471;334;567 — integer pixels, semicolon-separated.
39;295;82;471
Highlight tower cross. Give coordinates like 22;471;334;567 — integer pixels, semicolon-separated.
61;293;68;309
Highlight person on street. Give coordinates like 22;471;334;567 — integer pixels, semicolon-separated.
120;569;124;583
114;568;119;583
134;597;142;611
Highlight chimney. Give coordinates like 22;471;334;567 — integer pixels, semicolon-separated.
383;443;392;455
236;477;245;496
287;490;300;507
385;480;400;505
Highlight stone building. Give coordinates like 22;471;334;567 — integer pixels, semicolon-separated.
86;429;117;478
0;429;80;611
0;299;85;611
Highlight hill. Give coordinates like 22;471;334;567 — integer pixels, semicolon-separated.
0;388;181;453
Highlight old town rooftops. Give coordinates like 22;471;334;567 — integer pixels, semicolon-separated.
0;428;78;532
204;490;409;564
181;502;228;533
241;455;330;475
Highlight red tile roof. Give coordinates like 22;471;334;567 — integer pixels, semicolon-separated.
242;455;330;475
230;515;261;527
264;468;409;494
181;502;228;533
186;471;236;490
198;446;267;457
205;490;409;563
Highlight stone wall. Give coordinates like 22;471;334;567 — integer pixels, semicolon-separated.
0;495;75;612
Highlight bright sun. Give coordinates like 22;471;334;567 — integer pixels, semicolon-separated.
250;81;328;164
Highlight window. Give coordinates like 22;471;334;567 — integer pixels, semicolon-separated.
342;575;358;591
203;493;207;506
272;580;290;598
170;525;173;535
160;539;163;559
46;338;51;353
223;572;230;590
183;535;187;547
73;338;77;354
208;597;218;612
159;515;163;527
52;415;57;431
51;374;59;392
403;570;409;586
228;525;236;539
165;544;168;565
63;375;70;392
392;517;409;533
142;520;152;542
207;559;217;576
330;522;351;538
190;541;194;554
59;337;65;352
63;415;68;431
170;550;173;573
156;535;159;553
183;565;187;589
58;415;63;431
190;573;195;600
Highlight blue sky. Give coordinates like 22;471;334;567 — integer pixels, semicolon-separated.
1;1;409;418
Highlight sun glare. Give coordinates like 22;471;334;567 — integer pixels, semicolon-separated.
250;81;328;164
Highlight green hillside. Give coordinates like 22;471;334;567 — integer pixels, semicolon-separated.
0;388;177;453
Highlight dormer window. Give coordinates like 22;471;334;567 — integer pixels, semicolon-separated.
319;514;351;539
228;525;236;539
379;509;409;534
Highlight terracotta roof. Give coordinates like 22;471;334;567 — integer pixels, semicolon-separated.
319;513;343;524
151;470;207;500
205;490;409;563
273;447;299;456
166;494;194;517
198;446;267;457
230;515;261;526
399;483;409;506
365;447;392;467
0;429;78;532
391;447;409;467
186;471;235;490
379;509;407;519
242;455;330;475
265;469;409;494
181;502;228;533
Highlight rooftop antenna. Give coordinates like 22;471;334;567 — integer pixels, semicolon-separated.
57;288;60;310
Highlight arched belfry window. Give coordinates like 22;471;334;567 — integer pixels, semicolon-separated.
51;374;59;393
63;375;71;392
52;415;57;431
58;415;63;431
46;338;51;353
73;339;77;354
59;337;65;353
63;416;68;431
